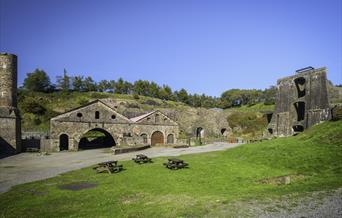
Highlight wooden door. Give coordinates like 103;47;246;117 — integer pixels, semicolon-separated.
151;131;164;146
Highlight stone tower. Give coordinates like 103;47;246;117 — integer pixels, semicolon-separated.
0;53;21;154
266;67;331;137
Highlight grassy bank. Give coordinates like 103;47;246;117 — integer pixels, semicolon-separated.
1;121;341;217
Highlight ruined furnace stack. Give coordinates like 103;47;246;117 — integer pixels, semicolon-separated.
0;53;21;154
266;67;330;137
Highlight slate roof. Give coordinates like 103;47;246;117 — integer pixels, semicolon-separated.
130;111;156;122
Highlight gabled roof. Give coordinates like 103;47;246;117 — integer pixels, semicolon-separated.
130;111;155;122
51;98;178;125
51;99;132;123
130;110;178;126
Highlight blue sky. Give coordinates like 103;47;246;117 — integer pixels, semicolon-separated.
1;0;341;96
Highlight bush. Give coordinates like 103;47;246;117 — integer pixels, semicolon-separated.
143;99;160;106
133;94;140;100
77;97;89;106
20;97;47;115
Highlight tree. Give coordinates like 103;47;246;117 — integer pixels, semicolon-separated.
115;78;125;94
263;86;277;105
148;82;160;98
56;69;71;92
115;78;133;94
97;80;111;92
23;69;51;92
72;76;84;91
123;81;133;94
176;88;189;103
109;80;116;93
133;80;150;96
83;76;97;91
159;85;173;100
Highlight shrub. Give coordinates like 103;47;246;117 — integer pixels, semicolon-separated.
20;97;47;115
133;94;140;100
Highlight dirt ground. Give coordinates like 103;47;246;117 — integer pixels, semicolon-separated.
0;142;241;193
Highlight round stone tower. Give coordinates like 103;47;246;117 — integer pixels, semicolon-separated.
0;53;21;155
0;53;17;108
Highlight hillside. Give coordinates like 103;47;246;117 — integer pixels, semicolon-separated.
1;120;341;217
18;90;274;140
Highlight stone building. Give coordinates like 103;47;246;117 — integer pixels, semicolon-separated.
0;53;21;155
50;99;179;151
266;67;330;137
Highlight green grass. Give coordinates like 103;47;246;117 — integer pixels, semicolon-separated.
1;121;341;217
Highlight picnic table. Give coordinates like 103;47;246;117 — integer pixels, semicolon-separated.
93;160;123;174
132;154;152;164
163;158;188;170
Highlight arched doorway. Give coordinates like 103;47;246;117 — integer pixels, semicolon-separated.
78;128;115;150
221;128;227;135
196;127;204;139
59;134;69;151
167;134;174;144
151;131;164;146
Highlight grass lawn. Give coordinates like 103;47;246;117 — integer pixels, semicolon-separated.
1;121;342;217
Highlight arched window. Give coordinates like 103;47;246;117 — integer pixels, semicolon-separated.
167;134;174;144
95;111;100;119
141;133;148;144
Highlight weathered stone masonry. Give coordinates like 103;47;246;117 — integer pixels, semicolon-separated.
50;100;179;151
0;53;21;154
266;67;330;137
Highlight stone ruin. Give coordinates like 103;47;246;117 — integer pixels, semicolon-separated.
0;53;21;155
265;67;331;137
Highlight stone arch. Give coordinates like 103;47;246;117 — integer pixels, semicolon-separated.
59;134;69;151
78;128;115;150
140;133;148;144
151;131;164;146
167;134;174;144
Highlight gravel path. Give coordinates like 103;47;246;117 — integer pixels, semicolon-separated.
0;142;241;193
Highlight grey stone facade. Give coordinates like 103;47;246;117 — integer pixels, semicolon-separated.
50;100;179;151
266;67;330;137
0;53;21;154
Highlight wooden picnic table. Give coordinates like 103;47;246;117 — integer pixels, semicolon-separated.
132;154;152;164
163;158;188;170
93;160;123;174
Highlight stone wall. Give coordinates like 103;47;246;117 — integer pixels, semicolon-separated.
50;120;178;151
49;100;179;151
266;67;331;137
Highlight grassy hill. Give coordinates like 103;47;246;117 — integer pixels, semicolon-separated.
1;120;341;217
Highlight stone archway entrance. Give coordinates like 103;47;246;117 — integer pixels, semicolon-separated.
78;128;116;150
151;131;164;146
59;134;69;151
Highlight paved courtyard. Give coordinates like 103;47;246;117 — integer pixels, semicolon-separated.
0;142;242;193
